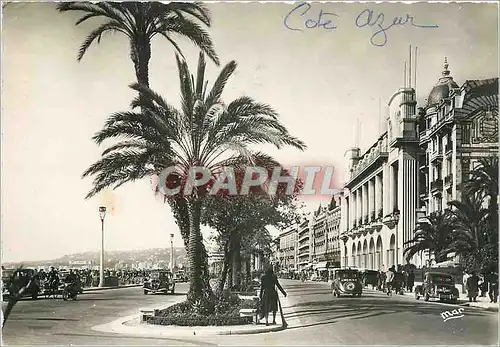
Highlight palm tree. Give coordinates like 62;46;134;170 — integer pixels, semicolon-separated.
57;1;219;87
82;53;306;305
465;157;499;230
446;195;489;253
403;211;453;264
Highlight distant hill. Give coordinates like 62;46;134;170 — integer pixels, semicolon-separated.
4;247;187;269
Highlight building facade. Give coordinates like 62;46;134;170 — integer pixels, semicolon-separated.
340;59;499;271
297;218;311;271
325;205;342;268
278;225;298;272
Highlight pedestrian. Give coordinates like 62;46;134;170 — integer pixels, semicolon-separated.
479;273;487;297
259;265;287;326
407;269;415;292
488;271;498;303
466;272;480;302
462;271;470;295
386;266;395;296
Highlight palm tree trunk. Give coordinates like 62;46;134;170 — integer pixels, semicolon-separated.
130;38;151;87
232;232;242;289
217;238;231;296
186;197;212;303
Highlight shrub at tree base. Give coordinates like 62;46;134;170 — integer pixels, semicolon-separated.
148;293;259;327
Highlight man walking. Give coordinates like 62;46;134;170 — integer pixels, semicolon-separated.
386;266;395;296
488;271;498;303
466;272;480;302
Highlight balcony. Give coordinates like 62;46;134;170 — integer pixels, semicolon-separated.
444;174;453;187
430;150;443;163
347;139;389;184
431;179;443;192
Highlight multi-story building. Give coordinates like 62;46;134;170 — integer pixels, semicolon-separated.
340;58;498;270
325;203;342;268
278;225;298;272
297;218;311;271
311;208;327;264
418;61;498;214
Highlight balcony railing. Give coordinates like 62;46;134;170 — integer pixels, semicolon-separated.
430;150;443;162
350;140;388;180
431;179;443;192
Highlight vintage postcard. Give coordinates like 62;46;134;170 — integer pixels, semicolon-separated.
1;1;498;345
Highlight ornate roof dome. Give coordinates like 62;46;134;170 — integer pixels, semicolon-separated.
427;57;459;106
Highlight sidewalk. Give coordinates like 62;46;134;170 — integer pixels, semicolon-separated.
402;289;499;311
92;294;286;337
82;284;141;292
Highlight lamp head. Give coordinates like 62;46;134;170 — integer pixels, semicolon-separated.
99;206;107;221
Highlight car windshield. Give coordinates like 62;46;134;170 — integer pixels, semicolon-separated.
430;274;453;283
338;271;359;279
150;272;160;279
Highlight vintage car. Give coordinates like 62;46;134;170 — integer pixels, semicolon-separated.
2;268;41;300
361;270;379;288
331;268;363;297
414;272;459;302
174;270;187;283
143;270;175;295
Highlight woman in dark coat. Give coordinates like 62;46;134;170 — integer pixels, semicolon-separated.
260;266;287;325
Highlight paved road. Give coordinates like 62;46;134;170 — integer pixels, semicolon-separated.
202;280;498;345
2;280;497;345
1;283;210;346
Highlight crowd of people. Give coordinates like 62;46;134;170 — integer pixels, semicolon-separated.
5;267;149;290
463;271;498;303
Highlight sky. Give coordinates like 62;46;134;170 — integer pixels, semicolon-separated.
1;1;498;263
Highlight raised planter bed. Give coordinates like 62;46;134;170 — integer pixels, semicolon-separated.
146;314;253;326
144;293;260;327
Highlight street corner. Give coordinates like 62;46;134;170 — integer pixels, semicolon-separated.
92;314;285;338
91;295;286;338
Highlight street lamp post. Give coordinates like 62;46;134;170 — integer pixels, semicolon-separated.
170;233;174;272
98;206;107;288
341;235;348;268
393;209;400;269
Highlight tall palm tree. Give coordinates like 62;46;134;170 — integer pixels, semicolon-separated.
82;53;306;305
446;195;489;253
465;157;499;231
403;211;453;264
57;1;219;87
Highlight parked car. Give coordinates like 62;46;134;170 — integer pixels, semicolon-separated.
414;272;459;302
174;271;187;283
331;268;363;297
143;270;175;295
3;268;41;300
361;270;379;288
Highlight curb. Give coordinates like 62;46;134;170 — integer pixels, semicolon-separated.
401;291;498;312
83;284;142;292
92;295;286;337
